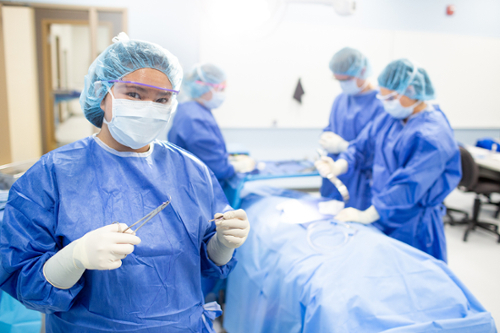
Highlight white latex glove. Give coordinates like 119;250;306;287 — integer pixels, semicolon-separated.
319;131;349;154
43;223;141;289
230;155;256;173
214;209;250;248
73;223;141;270
314;156;348;179
335;205;380;224
207;209;250;266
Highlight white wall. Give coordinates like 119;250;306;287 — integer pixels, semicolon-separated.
8;0;500;129
199;1;500;129
201;22;500;129
2;6;42;162
13;0;203;72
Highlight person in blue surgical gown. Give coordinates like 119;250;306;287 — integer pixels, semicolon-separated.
315;59;461;262
320;47;385;210
168;64;255;188
0;33;250;333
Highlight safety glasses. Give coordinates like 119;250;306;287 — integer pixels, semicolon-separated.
96;80;179;106
195;80;226;92
376;91;399;101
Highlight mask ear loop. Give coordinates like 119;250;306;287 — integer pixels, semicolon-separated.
195;64;213;105
396;61;424;110
102;87;116;126
397;61;419;98
357;78;370;92
195;64;209;83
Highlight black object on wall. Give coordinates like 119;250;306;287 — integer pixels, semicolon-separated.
293;78;304;104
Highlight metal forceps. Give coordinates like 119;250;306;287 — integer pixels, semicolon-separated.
316;149;350;203
208;216;225;224
118;196;172;234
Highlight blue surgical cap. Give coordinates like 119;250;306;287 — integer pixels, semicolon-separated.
80;33;183;128
329;47;371;79
183;63;226;99
377;59;435;101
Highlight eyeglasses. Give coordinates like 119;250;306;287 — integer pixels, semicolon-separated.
99;80;179;94
376;91;399;101
195;80;226;92
96;80;179;106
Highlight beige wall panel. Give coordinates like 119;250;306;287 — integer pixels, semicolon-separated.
0;5;12;165
3;6;42;162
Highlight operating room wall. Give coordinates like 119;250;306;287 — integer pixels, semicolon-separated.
200;0;500;130
4;0;500;159
206;0;500;156
221;128;500;161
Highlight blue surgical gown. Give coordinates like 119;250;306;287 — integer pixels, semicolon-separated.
321;90;385;210
168;101;235;187
340;106;461;262
0;135;236;333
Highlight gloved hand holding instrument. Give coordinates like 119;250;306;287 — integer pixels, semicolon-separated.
319;131;349;154
314;149;350;202
207;209;250;266
314;149;380;224
43;199;170;289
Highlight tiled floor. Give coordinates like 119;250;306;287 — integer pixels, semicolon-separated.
444;190;500;326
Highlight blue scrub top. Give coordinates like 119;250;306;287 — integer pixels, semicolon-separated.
321;90;385;210
340;105;461;261
168;101;235;186
0;135;236;333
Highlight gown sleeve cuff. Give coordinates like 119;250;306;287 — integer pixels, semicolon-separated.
200;232;237;279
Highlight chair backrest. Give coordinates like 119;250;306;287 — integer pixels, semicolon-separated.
458;146;479;190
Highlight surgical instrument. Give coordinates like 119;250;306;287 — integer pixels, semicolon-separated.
118;197;171;234
317;149;350;202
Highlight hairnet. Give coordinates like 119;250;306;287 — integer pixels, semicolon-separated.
183;63;226;99
329;47;371;79
80;32;183;128
377;59;435;101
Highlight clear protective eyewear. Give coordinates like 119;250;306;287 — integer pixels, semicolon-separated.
376;91;399;102
96;80;179;106
334;76;355;82
195;80;226;92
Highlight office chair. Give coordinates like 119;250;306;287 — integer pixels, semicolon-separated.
445;146;500;242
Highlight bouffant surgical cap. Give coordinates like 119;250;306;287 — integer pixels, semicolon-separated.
80;32;183;128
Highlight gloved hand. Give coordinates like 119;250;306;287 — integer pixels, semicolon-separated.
207;209;250;266
319;131;349;154
73;223;141;270
230;155;256;173
314;156;348;179
214;209;250;248
335;205;380;224
43;223;141;289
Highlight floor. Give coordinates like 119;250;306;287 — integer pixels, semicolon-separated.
444;190;500;326
216;189;500;332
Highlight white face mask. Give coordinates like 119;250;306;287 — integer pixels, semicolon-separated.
382;98;421;120
103;91;177;149
202;90;226;110
339;79;368;96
